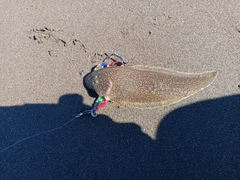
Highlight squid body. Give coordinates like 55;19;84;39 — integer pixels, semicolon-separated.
85;65;217;108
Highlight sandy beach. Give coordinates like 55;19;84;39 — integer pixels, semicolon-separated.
1;0;240;179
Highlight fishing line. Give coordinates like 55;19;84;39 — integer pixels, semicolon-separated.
0;116;78;153
0;95;108;153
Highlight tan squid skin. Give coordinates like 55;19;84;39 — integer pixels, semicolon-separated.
85;65;217;108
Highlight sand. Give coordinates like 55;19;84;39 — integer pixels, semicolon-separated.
1;0;239;179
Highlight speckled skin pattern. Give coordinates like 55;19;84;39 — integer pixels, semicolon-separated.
85;65;217;108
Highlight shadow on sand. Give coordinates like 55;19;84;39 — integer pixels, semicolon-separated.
0;94;239;179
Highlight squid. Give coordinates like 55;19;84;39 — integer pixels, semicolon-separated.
85;65;217;108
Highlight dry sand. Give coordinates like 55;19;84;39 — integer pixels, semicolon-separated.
1;0;240;179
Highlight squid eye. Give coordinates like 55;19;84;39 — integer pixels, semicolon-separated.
93;76;98;84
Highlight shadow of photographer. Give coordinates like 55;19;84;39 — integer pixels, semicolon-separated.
1;94;239;179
